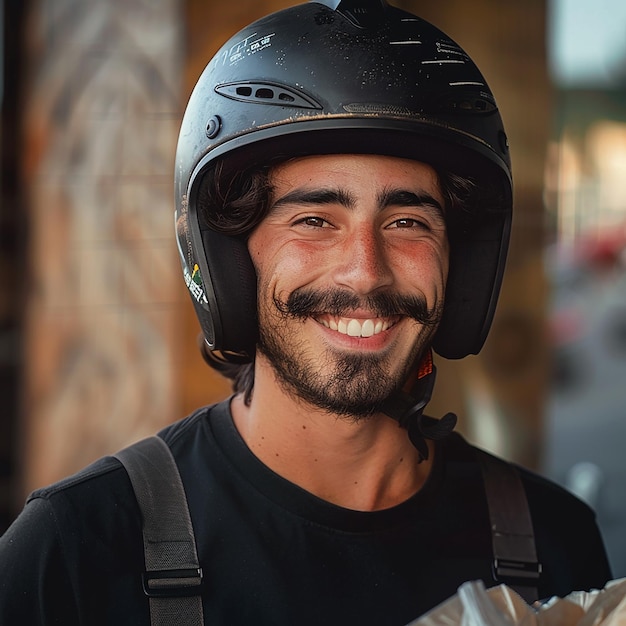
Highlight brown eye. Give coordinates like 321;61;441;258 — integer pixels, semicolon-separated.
295;216;330;228
395;219;415;228
389;218;428;230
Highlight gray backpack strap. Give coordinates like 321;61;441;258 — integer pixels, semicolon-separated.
477;449;542;605
114;436;204;626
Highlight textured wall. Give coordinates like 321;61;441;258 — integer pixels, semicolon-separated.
21;0;194;494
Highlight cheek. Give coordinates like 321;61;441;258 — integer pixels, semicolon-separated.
248;230;282;283
248;233;322;300
250;228;319;276
424;237;450;288
394;242;449;296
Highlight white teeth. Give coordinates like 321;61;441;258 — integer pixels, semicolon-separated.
318;316;393;338
347;319;361;337
361;319;375;337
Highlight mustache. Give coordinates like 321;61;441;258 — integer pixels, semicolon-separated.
273;288;442;326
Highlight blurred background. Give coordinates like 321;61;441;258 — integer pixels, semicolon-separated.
1;0;625;577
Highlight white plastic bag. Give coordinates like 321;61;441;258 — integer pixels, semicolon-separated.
410;581;534;626
408;578;626;626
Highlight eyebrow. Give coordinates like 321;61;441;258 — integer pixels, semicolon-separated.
377;188;444;217
271;188;356;210
271;186;444;216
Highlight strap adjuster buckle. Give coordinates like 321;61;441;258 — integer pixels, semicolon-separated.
493;558;542;583
142;567;204;598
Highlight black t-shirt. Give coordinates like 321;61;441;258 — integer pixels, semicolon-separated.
0;400;612;625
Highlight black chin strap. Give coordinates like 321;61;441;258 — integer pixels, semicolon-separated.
381;352;457;461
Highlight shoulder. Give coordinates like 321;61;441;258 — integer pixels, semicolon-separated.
16;403;216;540
442;433;593;517
518;462;612;592
29;455;124;503
517;463;594;519
156;403;214;449
1;403;216;552
0;403;224;624
442;433;611;592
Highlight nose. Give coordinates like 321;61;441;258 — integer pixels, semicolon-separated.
331;225;394;295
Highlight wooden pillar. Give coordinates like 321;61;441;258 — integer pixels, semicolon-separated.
20;0;188;494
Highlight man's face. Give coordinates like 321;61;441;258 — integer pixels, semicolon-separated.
248;154;449;419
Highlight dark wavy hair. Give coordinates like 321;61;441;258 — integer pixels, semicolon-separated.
195;157;483;405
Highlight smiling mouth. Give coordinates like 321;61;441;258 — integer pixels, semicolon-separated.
315;315;399;338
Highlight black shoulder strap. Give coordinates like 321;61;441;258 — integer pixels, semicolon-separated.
114;436;204;626
476;449;542;604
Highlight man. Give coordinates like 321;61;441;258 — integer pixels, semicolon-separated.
0;1;612;624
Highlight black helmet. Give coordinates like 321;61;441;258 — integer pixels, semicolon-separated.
175;0;512;361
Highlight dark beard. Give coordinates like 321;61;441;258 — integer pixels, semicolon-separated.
258;287;441;419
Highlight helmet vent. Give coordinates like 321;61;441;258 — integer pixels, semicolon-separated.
344;102;413;116
315;0;390;30
215;81;323;110
439;95;497;115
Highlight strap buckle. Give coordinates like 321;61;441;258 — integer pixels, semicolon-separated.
493;558;542;583
142;567;204;598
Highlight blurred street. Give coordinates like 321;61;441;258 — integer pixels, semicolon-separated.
543;248;626;578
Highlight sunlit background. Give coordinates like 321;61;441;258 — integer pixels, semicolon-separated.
543;0;626;578
1;0;625;579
